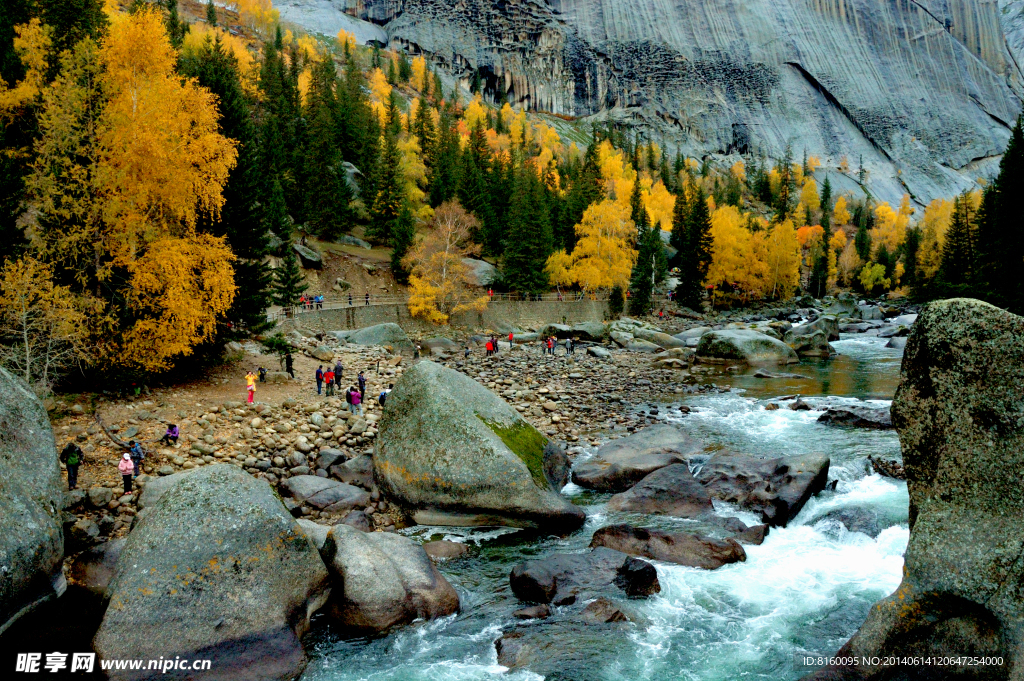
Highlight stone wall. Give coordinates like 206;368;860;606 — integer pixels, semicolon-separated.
279;299;610;335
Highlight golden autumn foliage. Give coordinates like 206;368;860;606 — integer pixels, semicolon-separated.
871;194;912;255
833;195;851;225
367;67;391;124
548;200;636;292
705;205;768;299
463;95;488;131
411;55;428;91
182;25;260;96
397;135;431;221
764;219;801;299
337;29;357;54
233;0;279;38
28;8;238;371
916;197;953;283
0;19;51;120
405;202;488;324
800;178;820;215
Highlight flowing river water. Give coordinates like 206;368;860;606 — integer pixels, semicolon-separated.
301;335;909;681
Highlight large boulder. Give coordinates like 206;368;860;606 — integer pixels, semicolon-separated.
321;524;459;636
509;547;660;605
605;463;713;517
697;451;830;527
0;367;65;635
375;361;585;532
823;292;858;318
695;329;799;365
790;314;840;341
346;323;414;353
68;539;125;597
461;257;497;286
571;321;609;341
421;337;460;355
93;465;331;681
572;424;701;492
590;524;746;570
632;328;688;348
292;242;323;269
805;299;1024;680
281;476;370;513
784;330;834;357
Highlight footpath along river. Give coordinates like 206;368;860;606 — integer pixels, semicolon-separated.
301;335;909;681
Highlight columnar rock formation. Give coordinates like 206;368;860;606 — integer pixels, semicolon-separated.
323;0;1024;204
806;298;1024;680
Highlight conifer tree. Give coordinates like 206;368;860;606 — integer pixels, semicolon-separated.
457;123;495;250
386;54;397;84
429;111;460;207
561;143;602;253
390;203;415;284
398;51;412;82
809;175;833;297
977;115;1024;312
273;247;308;308
206;0;217;26
181;35;274;331
676;187;713;309
265;177;291;238
366;132;405;245
164;0;188;48
669;184;688;261
854;206;872;262
937;192;977;294
502;164;552;294
304;55;353;241
413;96;436;164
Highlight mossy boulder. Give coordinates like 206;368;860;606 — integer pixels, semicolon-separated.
374;361;585;533
696;329;799;365
804;299;1024;680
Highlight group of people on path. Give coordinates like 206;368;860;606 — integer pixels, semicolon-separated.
542;336;576;355
298;294;324;310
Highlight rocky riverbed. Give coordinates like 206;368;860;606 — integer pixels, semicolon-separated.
4;292;937;680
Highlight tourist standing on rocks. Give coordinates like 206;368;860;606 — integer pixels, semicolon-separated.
60;442;83;490
324;368;335;396
285;351;294;379
160;424;178;446
246;370;257;404
128;440;144;478
348;292;353;306
379;383;393;407
350;387;362;414
258;366;267;382
509;331;514;346
118;453;134;494
358;371;366;400
365;292;370;306
315;365;324;395
334;360;344;386
465;346;471;359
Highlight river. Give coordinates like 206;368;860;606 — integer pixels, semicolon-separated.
300;335;909;681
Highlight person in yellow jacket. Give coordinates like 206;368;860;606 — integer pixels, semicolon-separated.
246;370;257;404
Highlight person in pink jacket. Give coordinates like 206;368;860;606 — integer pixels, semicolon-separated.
118;453;134;494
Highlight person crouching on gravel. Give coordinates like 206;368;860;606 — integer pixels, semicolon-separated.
160;424;179;446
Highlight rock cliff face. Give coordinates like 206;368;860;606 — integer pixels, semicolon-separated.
311;0;1024;204
805;298;1024;680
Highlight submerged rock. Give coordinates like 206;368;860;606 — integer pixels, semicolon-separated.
321;524;459;636
696;329;799;365
509;547;660;605
572;423;701;492
93;465;331;681
590;524;746;570
605;464;713;518
806;299;1024;680
374;361;585;532
0;367;65;635
698;451;830;527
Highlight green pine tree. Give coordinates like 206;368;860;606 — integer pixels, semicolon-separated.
390;203;415;284
366;132;405;244
502;164;552;294
304;55;353;240
977;115;1024;312
937;191;978;295
398;51;412;82
273;246;308;308
676;187;712;310
164;0;188;49
429;110;460;207
206;0;217;25
854;205;872;262
560;142;602;253
809;175;833;297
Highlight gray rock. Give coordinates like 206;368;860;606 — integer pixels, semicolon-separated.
625;339;663;353
68;539;125;596
580;596;632;624
295;518;330;551
423;540;469;560
281;475;340;503
808;299;1024;679
337;234;371;249
889;313;918;327
0;367;64;635
321;524;459;635
885;336;908;349
610;330;634;347
784;329;835;357
66;518;101;552
136;469;197;511
330;454;373;488
375;361;585;532
461;257;497;286
316;448;345;471
346;323;414;353
696;329;799;365
698;451;830;527
572;423;700;492
422;337;460;355
788;315;840;342
543;441;570;490
817;406;893;429
633;328;687;348
605;464;713;517
339;510;372;532
306;482;370;513
571;321;610;341
856;304;884;321
512;604;551;620
311;345;334;361
509;547;660;605
587;346;611;358
590;524;746;570
674;326;711;340
88;486;113;509
93;465;331;681
292;242;323;268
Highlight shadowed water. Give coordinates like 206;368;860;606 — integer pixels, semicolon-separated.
301;335;908;681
